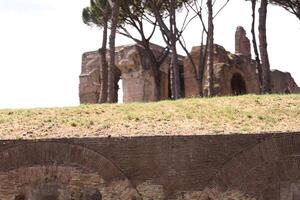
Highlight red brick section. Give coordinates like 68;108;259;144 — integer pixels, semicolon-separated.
184;44;261;97
0;142;140;200
235;26;251;59
80;29;299;103
271;70;300;94
208;134;300;200
0;133;300;199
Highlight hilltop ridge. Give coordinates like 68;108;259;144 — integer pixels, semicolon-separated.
0;95;299;140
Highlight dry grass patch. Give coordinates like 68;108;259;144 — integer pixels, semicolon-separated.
0;95;299;140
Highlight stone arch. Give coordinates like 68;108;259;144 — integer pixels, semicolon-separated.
217;64;256;96
207;134;300;200
0;142;141;200
230;73;247;95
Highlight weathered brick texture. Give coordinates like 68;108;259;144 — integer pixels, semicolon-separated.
1;133;300;199
80;26;299;103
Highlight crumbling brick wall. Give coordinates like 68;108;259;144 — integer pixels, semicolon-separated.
235;26;251;59
271;70;300;94
1;132;300;199
80;27;299;103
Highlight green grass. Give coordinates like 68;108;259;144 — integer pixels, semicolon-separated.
0;95;299;140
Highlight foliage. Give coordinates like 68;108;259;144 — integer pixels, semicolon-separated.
270;0;300;20
82;0;109;27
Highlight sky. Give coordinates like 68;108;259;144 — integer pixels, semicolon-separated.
0;0;299;109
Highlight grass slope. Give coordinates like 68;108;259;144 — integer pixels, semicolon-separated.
0;95;299;140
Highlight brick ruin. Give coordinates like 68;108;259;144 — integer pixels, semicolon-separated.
79;44;185;103
2;133;300;199
79;26;300;103
5;26;298;200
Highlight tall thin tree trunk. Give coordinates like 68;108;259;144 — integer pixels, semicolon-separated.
149;1;179;99
207;0;214;97
250;0;262;92
198;30;208;97
143;42;161;101
259;0;271;94
170;0;181;100
107;0;119;103
99;5;109;103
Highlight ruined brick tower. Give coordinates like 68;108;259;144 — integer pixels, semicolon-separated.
235;26;251;59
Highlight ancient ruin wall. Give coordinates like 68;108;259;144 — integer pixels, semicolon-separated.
235;26;251;59
271;70;300;94
79;51;101;104
183;44;260;97
116;45;157;102
2;133;300;199
79;44;175;104
80;27;299;103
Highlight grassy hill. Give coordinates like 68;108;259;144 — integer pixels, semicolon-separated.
0;95;299;140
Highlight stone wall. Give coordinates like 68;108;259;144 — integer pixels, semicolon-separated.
2;132;300;199
79;51;101;104
116;45;157;102
0;142;140;200
80;27;299;103
79;50;121;104
271;70;300;94
79;44;187;103
183;45;260;97
183;26;260;97
235;26;251;59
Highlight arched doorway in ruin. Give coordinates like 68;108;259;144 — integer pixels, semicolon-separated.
205;134;300;200
231;73;247;95
0;142;141;200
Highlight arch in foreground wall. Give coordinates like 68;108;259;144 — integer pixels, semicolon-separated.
0;142;141;200
205;135;300;200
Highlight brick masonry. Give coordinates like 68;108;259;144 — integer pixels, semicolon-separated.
1;132;300;199
79;27;300;103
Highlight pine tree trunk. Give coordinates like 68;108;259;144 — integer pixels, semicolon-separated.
207;0;214;97
198;30;208;97
170;44;181;100
251;0;263;92
149;1;178;100
259;0;272;94
170;0;181;100
107;0;119;103
143;42;161;101
98;5;109;103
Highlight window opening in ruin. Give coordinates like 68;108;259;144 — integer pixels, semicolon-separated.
117;78;123;103
15;194;25;200
231;73;247;95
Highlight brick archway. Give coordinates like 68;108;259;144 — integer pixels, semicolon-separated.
0;142;141;200
206;134;300;200
231;73;247;95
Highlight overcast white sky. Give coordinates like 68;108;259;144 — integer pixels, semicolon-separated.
0;0;299;109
